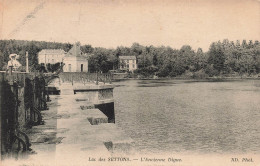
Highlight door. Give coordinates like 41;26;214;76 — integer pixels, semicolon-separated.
81;64;83;72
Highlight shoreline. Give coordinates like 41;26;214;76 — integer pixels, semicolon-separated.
113;76;260;82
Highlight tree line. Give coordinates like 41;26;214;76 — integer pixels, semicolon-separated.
0;39;259;78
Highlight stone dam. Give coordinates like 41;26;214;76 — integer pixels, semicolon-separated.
1;72;135;165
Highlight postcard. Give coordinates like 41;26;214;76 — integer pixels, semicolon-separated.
0;0;259;165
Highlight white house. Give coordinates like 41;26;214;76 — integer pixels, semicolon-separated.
38;49;65;65
119;56;137;72
63;43;89;72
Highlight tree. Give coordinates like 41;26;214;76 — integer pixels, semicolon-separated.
81;44;94;53
241;40;248;48
179;45;195;71
0;52;5;70
193;48;207;71
207;42;225;75
235;40;241;49
248;40;254;49
46;63;62;73
88;48;114;73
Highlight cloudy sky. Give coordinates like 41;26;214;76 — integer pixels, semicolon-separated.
0;0;259;50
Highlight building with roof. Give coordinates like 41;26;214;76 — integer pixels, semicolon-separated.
119;56;137;72
38;49;65;65
63;43;89;72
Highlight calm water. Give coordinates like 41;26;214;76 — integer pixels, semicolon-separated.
113;79;260;154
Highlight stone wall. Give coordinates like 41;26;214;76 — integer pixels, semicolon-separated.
74;86;115;123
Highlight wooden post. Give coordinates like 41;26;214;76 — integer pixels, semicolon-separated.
26;52;29;73
0;73;3;153
32;77;35;120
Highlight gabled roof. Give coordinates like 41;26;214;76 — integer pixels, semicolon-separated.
65;43;84;57
38;49;65;55
119;56;136;60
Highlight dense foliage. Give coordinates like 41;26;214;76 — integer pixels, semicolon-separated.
0;39;259;78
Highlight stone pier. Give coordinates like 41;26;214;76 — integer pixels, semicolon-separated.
3;79;135;165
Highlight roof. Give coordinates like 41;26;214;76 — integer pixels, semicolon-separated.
38;49;65;55
119;56;136;60
65;43;84;57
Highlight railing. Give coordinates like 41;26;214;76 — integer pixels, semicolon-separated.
59;72;113;85
0;70;48;158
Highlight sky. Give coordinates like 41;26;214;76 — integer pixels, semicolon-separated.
0;0;259;51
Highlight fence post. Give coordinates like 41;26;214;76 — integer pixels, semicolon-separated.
0;73;3;154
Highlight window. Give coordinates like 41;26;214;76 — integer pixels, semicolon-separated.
127;64;129;69
133;64;135;68
68;64;71;72
52;59;54;63
127;60;129;63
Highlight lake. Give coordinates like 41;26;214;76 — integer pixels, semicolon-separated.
113;79;260;154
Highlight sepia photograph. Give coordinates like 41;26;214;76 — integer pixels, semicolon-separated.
0;0;260;165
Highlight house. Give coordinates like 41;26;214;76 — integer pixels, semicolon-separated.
63;43;89;72
38;49;65;65
119;56;137;72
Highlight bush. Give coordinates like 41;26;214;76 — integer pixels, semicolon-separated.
205;64;219;77
192;69;208;79
135;66;158;77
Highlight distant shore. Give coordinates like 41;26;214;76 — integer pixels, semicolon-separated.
113;75;260;81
